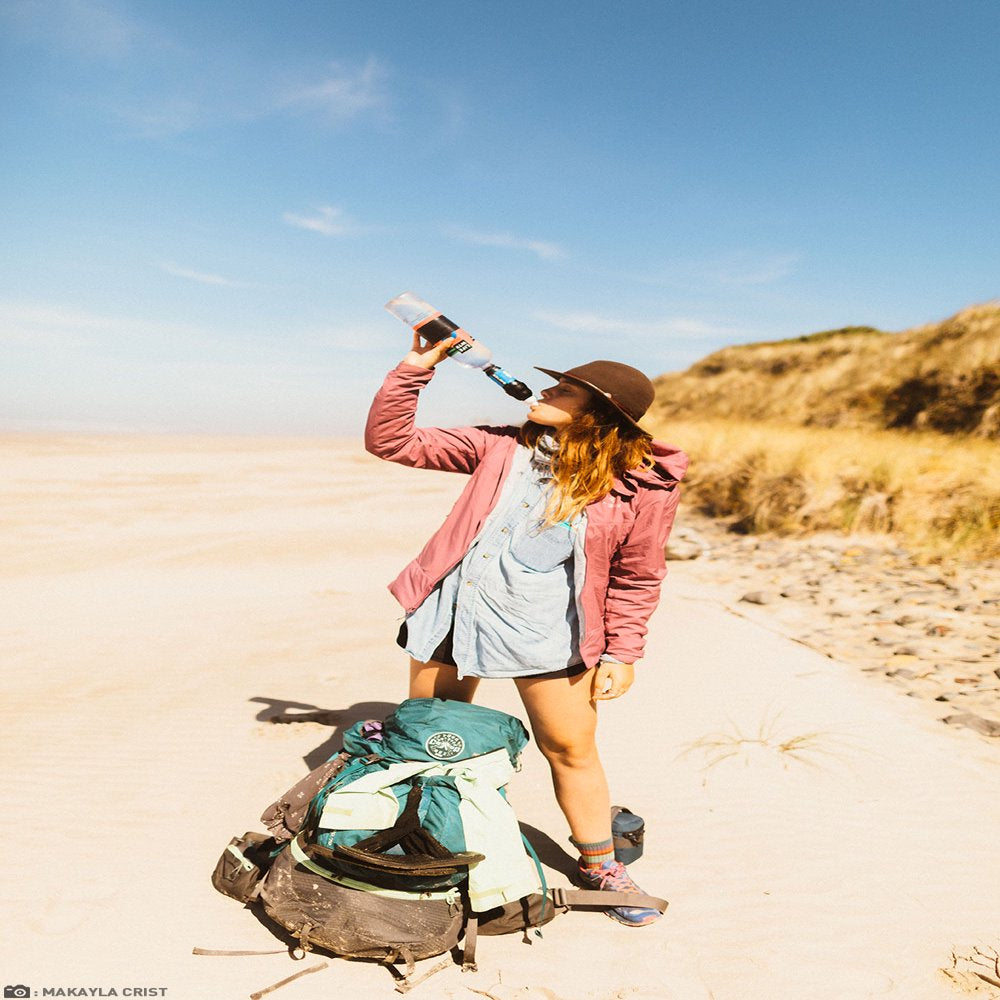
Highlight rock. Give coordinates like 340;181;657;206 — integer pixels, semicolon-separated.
942;713;1000;737
925;622;954;636
740;591;774;605
665;527;709;560
870;635;897;647
897;590;939;603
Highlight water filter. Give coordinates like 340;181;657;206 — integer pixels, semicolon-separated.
385;291;535;402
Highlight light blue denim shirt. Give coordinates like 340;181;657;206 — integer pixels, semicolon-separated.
402;437;587;678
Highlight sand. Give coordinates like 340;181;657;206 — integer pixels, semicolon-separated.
2;433;998;1000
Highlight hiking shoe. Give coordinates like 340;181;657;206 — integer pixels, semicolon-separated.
576;859;663;927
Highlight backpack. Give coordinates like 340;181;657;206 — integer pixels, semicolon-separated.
209;698;667;990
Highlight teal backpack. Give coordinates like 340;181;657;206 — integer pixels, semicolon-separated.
313;697;531;890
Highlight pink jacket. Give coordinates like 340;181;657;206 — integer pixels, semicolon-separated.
364;363;688;668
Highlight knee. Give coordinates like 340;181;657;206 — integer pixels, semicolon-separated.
536;736;600;771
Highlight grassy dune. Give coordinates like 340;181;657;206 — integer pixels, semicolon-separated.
649;302;1000;436
648;303;1000;562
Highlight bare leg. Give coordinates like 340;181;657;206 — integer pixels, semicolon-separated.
514;670;612;844
408;657;481;703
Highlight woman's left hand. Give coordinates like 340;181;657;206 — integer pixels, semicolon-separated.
591;661;635;701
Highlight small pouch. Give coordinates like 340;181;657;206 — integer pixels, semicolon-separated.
610;806;645;864
211;831;278;904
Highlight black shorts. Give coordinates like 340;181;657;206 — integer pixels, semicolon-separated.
396;620;457;666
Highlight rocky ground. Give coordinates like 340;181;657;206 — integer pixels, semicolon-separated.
667;516;1000;741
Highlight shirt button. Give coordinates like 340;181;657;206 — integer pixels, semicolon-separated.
501;527;509;533
521;502;530;507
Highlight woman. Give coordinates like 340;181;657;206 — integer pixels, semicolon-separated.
364;332;687;926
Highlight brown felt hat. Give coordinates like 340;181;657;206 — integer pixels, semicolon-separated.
534;360;655;429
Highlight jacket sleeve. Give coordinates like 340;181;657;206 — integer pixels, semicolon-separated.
601;484;681;664
364;362;498;474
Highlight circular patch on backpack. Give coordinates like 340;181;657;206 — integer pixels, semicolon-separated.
425;731;465;760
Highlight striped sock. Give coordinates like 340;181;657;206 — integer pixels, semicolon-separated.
572;836;616;869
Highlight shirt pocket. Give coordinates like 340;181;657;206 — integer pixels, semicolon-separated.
509;521;574;572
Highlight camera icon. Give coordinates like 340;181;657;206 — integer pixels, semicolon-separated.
4;987;30;999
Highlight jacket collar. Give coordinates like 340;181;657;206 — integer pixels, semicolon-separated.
610;439;688;497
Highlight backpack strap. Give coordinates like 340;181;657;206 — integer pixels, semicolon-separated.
548;887;669;911
317;784;485;878
324;841;483;878
192;947;290;957
352;783;454;858
248;960;329;1000
520;833;549;929
287;836;462;902
462;913;479;973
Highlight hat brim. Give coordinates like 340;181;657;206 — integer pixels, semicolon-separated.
533;367;647;430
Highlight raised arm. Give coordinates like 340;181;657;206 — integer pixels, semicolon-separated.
364;334;498;474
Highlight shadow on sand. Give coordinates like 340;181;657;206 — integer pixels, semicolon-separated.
518;822;578;880
249;696;398;768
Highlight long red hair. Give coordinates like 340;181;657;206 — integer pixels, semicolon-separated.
518;396;653;525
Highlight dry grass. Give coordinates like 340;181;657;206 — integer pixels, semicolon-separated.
679;712;854;772
648;417;1000;562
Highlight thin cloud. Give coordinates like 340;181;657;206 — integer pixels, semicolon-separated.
450;228;567;261
534;310;744;340
0;301;114;347
634;252;800;290
113;97;204;139
159;261;245;288
3;0;143;59
275;57;390;125
282;205;368;237
0;299;206;349
709;252;800;287
6;4;392;138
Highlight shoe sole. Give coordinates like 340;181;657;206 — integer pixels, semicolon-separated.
575;871;664;927
604;908;663;927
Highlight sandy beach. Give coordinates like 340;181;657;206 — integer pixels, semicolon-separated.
2;433;998;1000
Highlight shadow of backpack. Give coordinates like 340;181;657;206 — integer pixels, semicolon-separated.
210;697;667;988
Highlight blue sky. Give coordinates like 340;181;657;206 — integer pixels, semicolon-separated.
2;0;998;434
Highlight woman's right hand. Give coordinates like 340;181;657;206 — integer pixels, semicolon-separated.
404;332;453;370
